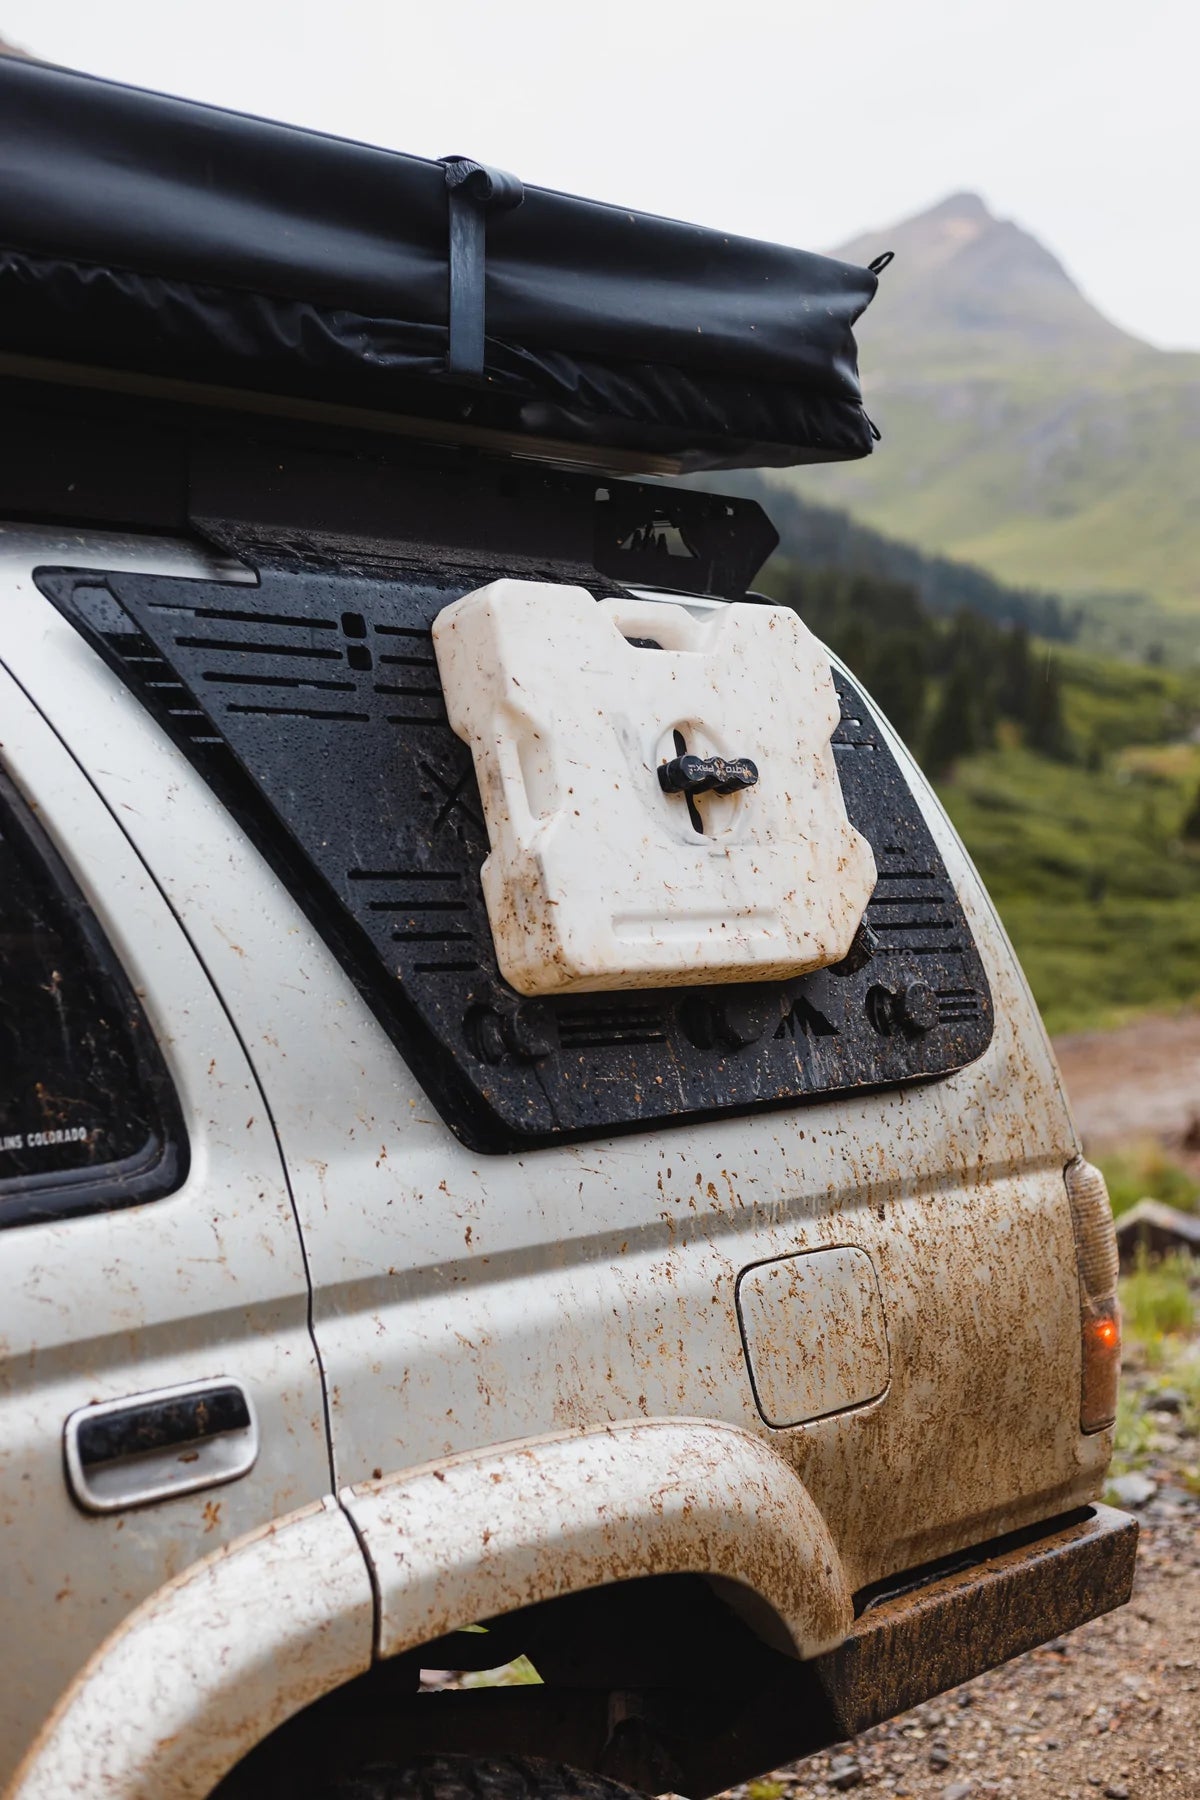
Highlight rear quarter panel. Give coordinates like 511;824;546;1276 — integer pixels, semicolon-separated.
0;530;1105;1617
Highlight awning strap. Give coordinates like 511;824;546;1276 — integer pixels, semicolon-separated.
439;155;524;380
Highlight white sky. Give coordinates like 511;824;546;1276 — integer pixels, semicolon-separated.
6;0;1198;351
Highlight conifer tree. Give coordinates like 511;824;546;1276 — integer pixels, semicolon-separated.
1182;781;1200;843
1025;654;1072;760
996;624;1033;720
866;630;928;743
923;662;979;777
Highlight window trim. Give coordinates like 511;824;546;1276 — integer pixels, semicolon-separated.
0;771;189;1230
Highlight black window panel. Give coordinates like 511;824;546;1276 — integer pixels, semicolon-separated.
39;560;994;1153
0;775;187;1228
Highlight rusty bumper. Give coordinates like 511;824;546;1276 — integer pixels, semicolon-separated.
813;1501;1138;1738
680;1502;1139;1794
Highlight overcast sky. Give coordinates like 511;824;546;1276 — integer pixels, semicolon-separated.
6;0;1197;351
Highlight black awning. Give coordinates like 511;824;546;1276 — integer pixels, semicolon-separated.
0;58;880;470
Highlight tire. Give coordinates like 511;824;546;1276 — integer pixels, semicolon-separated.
324;1753;651;1800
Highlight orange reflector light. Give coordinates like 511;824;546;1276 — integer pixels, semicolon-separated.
1090;1315;1119;1351
1080;1294;1121;1433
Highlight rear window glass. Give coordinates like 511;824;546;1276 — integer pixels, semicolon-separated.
0;776;187;1227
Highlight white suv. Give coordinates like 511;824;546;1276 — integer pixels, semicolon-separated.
0;54;1133;1800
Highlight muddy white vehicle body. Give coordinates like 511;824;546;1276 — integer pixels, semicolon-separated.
0;56;1133;1800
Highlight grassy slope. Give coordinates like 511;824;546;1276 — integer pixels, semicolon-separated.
796;352;1200;625
934;647;1200;1035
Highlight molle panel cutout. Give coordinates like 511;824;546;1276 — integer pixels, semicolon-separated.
39;561;995;1152
737;1248;890;1428
432;581;876;995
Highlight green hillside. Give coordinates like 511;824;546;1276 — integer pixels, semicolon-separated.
941;698;1200;1036
775;562;1200;1034
785;193;1200;659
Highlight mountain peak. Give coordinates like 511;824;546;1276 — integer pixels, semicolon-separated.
924;190;993;222
838;192;1139;363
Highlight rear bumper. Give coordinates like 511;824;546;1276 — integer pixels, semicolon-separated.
814;1501;1138;1737
682;1502;1138;1794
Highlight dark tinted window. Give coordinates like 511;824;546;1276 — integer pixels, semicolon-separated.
0;776;187;1227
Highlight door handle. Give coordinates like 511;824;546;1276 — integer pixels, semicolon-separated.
64;1378;259;1513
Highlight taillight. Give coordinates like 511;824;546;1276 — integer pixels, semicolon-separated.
1064;1157;1121;1432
